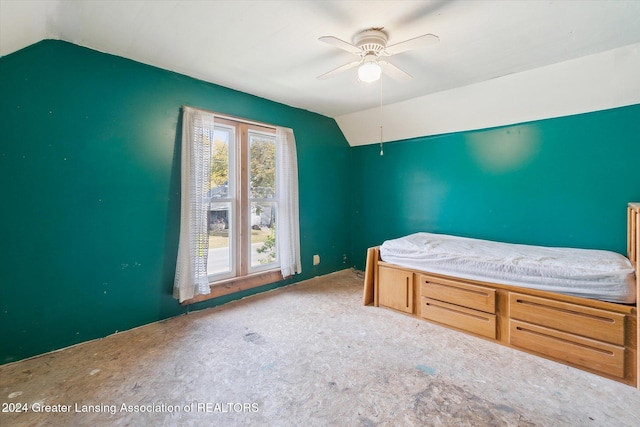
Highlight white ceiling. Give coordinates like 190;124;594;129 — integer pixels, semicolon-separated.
2;0;640;143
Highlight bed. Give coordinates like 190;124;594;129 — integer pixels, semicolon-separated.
363;203;640;389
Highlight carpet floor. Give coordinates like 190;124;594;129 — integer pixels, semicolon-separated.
1;269;639;426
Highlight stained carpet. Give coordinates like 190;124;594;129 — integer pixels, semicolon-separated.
1;269;639;426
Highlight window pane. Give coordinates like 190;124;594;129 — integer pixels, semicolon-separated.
208;124;235;280
250;202;277;268
249;133;275;199
211;128;231;199
208;202;233;276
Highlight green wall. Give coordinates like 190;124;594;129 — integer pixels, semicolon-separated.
2;39;638;365
351;104;640;268
0;40;352;364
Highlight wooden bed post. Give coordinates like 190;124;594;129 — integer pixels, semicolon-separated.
629;202;640;390
363;246;379;306
634;204;640;390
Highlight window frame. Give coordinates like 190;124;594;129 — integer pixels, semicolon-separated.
183;115;283;305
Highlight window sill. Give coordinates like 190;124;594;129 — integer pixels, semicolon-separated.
181;269;284;305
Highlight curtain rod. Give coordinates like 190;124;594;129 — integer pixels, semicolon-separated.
182;105;278;130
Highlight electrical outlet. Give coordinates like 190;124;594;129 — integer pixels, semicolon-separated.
313;254;320;265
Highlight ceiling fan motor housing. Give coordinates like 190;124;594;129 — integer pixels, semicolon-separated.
353;29;388;55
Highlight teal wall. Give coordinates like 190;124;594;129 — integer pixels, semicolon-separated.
2;40;638;365
351;104;640;268
0;40;352;364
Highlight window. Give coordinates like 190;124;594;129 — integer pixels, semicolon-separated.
207;118;279;281
173;106;301;304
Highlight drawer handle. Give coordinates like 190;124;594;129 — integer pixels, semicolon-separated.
514;299;616;324
425;282;491;298
514;326;616;356
406;277;409;309
425;302;491;323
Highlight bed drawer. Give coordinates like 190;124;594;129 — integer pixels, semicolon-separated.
509;320;626;378
509;293;626;345
420;276;496;314
420;297;496;339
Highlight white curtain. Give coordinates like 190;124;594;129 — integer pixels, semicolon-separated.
275;127;302;277
173;106;214;302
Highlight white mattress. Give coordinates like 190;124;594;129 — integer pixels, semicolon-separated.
380;233;636;304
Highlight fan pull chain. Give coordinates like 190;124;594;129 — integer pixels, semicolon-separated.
379;76;384;156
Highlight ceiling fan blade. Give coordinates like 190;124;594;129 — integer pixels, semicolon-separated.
379;60;412;82
317;60;361;80
384;33;439;56
318;36;361;54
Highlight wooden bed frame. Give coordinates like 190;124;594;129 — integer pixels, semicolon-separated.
363;203;640;389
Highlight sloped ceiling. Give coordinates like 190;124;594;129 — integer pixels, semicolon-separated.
2;0;640;145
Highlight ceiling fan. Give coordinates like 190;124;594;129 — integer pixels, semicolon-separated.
317;28;439;83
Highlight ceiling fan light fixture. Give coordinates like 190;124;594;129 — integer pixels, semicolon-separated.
318;28;438;82
358;58;381;83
